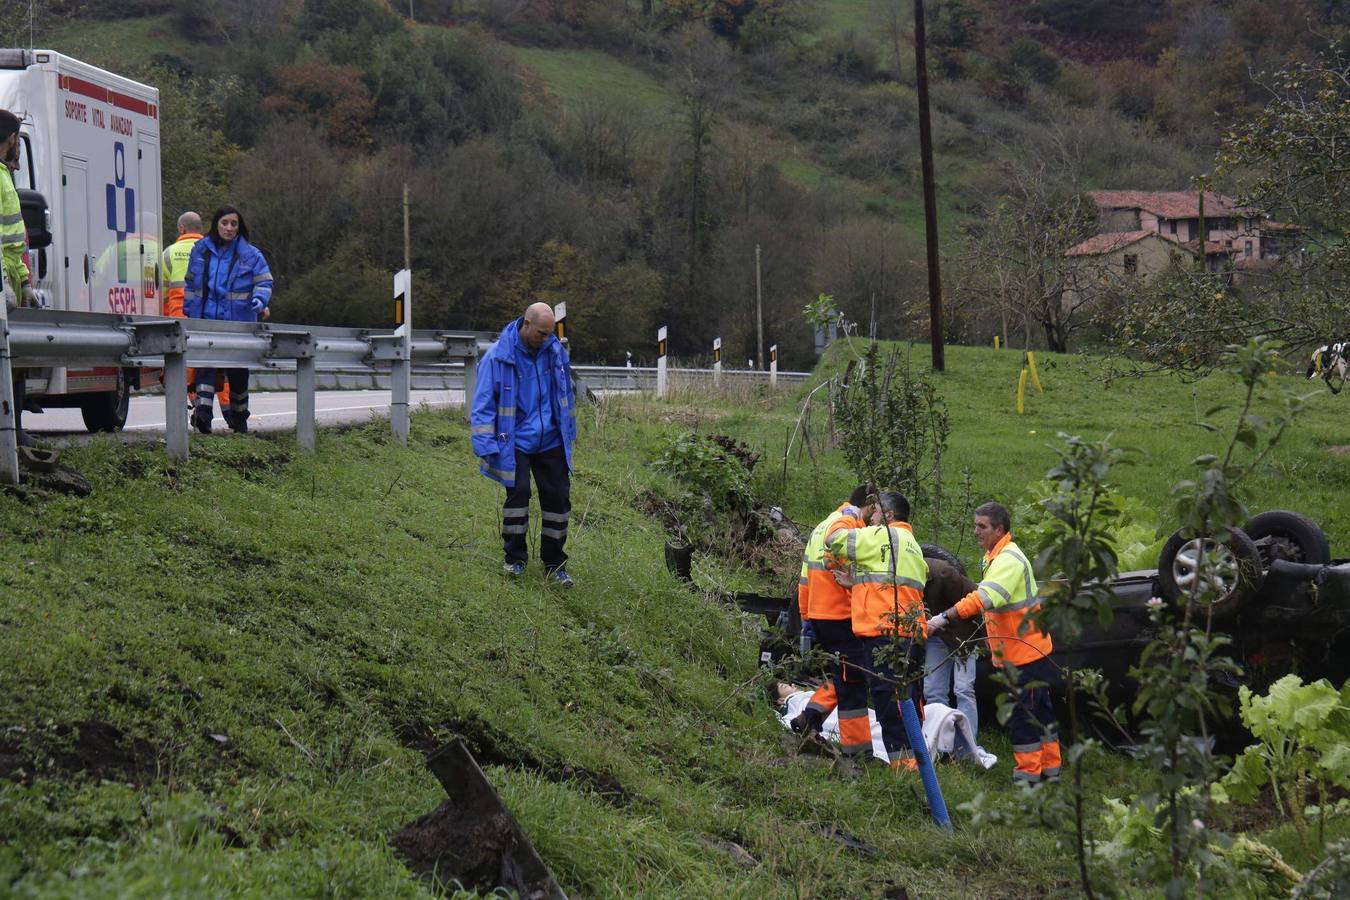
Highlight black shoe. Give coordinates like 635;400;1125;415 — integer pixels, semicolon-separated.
228;413;248;434
15;427;34;448
192;407;212;434
789;710;824;735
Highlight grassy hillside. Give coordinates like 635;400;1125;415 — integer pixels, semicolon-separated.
2;341;1346;896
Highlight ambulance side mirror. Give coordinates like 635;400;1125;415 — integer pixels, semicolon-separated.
17;189;51;250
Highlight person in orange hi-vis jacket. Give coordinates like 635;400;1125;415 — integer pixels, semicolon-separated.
789;484;877;740
927;501;1060;785
825;490;929;772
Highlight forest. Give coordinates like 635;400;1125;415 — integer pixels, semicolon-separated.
6;0;1347;368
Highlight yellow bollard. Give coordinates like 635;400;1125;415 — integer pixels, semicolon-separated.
994;335;1000;349
1017;368;1028;414
1026;351;1044;393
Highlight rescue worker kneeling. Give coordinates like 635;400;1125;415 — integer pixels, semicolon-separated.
928;501;1060;785
825;490;928;772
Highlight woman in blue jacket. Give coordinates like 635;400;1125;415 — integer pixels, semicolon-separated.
183;205;272;434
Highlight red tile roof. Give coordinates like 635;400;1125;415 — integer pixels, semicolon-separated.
1088;190;1253;220
1064;230;1154;257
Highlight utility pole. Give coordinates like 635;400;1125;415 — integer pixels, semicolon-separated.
913;0;945;372
755;243;765;370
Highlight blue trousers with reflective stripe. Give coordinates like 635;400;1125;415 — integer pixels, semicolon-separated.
501;445;570;569
1007;656;1058;754
810;619;869;742
861;636;922;758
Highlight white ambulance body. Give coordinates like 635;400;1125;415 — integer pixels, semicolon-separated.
0;49;162;430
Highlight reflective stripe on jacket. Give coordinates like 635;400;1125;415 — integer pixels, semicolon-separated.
798;504;865;620
952;533;1052;666
826;520;928;639
161;233;201;318
183;235;272;322
469;318;576;487
0;170;29;296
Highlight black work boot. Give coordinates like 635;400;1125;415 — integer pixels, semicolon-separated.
192;406;213;434
228;412;249;434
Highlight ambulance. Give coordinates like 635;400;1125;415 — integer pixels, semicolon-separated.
0;49;162;431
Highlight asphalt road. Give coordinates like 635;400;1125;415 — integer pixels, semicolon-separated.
24;389;467;440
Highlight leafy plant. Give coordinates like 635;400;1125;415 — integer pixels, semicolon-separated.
650;431;757;549
831;343;949;528
1224;675;1350;851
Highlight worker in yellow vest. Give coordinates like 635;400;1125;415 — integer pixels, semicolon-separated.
826;490;928;771
0;110;34;445
161;211;228;411
791;485;876;739
928;501;1060;784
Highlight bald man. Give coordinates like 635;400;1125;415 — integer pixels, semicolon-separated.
470;302;578;586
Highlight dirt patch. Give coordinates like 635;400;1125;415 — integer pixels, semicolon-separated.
1327;445;1350;457
52;720;159;785
174;532;276;570
394;713;631;806
0;740;31;783
391;802;535;895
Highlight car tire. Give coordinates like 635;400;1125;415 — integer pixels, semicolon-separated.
920;543;966;576
1242;510;1331;567
79;368;131;432
1157;527;1263;621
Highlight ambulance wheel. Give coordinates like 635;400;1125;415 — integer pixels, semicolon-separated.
80;368;131;432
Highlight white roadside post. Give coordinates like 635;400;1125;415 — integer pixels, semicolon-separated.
713;337;722;387
0;286;18;485
770;344;778;388
656;325;668;400
391;267;412;445
553;301;567;346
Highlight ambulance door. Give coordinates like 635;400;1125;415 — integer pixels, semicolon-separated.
136;135;160;315
60;154;91;312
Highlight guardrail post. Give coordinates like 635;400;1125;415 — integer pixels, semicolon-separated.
462;344;479;423
0;302;18;484
125;319;188;464
263;327;318;453
296;357;316;452
163;351;188;462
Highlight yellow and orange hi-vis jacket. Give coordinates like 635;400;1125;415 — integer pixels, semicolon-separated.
825;519;928;639
797;503;867;620
952;532;1052;666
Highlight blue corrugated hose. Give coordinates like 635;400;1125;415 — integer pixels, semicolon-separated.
901;698;954;832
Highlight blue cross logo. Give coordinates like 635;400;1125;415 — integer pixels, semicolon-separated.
105;142;135;284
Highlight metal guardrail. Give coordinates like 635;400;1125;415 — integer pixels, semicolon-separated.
0;308;486;476
0;307;810;483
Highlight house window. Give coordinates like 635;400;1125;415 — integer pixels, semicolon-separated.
1123;254;1138;273
1245;240;1253;257
1169;221;1177;235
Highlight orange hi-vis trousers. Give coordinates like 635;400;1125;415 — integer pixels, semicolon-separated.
1007;657;1061;783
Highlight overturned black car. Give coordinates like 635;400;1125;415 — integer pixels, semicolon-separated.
685;510;1350;743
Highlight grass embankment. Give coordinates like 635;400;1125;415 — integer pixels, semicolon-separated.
1;340;1346;896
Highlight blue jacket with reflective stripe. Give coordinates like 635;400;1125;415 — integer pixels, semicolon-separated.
470;318;576;487
183;235;272;322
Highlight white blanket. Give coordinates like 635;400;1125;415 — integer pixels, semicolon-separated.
921;702;997;769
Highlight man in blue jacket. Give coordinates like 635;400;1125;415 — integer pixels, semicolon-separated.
471;302;578;586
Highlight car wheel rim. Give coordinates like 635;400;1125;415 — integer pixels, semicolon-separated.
1172;538;1239;599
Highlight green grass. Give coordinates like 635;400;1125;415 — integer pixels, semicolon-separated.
41;14;189;73
1;341;1343;896
700;339;1350;567
508;45;678;116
